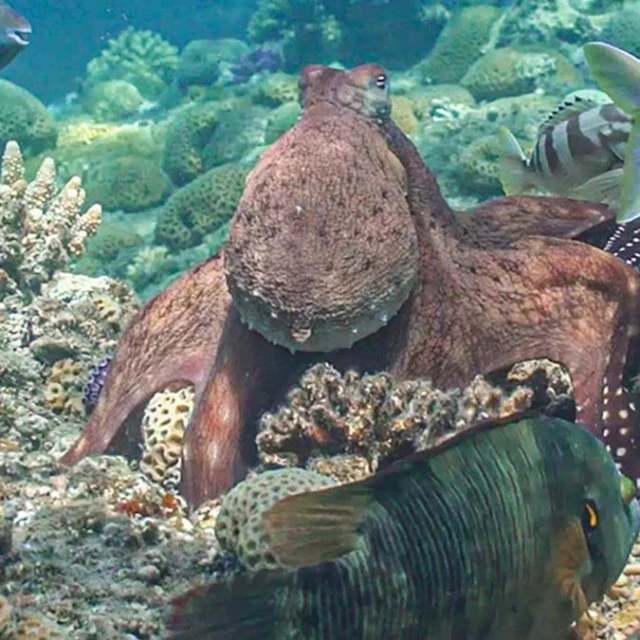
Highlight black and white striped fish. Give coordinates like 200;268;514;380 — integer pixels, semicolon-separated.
498;95;630;208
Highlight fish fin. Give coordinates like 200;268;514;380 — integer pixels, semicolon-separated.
498;126;534;196
583;42;640;223
566;168;622;207
263;481;374;568
583;42;640;115
538;93;607;133
167;572;284;640
554;518;590;619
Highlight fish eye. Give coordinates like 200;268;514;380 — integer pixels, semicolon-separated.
582;499;599;533
375;74;387;91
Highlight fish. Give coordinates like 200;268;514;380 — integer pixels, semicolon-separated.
584;42;640;224
498;94;629;210
0;1;29;71
167;414;640;640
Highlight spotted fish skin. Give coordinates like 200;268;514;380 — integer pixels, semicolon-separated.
168;416;640;640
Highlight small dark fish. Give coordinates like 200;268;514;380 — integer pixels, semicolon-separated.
0;0;29;71
168;414;640;640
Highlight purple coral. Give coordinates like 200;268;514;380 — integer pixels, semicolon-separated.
83;355;113;413
230;47;282;84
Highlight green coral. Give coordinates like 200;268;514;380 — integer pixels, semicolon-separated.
74;221;145;281
251;72;300;108
0;80;57;157
82;80;144;121
202;105;269;168
461;46;581;102
162;102;222;186
155;163;248;250
85;26;179;100
84;156;172;213
419;5;501;84
264;101;301;144
455;135;503;197
176;38;249;89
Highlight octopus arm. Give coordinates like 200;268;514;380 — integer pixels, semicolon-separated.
60;255;231;466
458;196;614;247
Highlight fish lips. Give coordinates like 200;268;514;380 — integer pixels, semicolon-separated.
5;25;30;47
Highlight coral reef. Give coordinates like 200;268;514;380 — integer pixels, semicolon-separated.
418;5;501;84
84;27;179;101
176;38;249;90
256;361;573;479
0;142;102;298
0;81;57;157
230;46;282;84
84;156;172;213
139;386;195;490
81;80;145;122
154;162;248;251
215;468;335;571
161;102;224;186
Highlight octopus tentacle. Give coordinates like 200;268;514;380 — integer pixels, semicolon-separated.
60;255;230;466
458;195;614;247
181;307;298;507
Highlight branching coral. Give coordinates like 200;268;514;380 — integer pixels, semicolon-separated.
256;361;573;481
84;26;179;101
0;141;102;299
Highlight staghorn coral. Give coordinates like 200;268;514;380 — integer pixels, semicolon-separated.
84;27;179;101
0;141;102;298
256;361;573;478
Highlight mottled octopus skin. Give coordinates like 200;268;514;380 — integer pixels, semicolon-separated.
225;67;417;353
61;64;640;507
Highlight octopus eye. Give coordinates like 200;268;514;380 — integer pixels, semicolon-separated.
375;74;387;90
582;499;599;533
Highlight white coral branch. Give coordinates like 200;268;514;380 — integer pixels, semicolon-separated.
0;141;103;297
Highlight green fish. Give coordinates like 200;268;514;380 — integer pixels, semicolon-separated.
168;414;640;640
584;41;640;224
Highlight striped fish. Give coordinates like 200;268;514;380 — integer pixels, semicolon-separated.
498;95;629;209
168;414;640;640
584;42;640;224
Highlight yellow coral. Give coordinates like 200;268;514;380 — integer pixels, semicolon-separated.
44;358;84;415
140;386;195;489
391;96;419;135
215;468;336;571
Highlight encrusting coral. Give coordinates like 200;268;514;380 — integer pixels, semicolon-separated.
256;360;572;480
0;141;102;298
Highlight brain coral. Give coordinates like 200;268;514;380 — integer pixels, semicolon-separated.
85;26;179;101
202;105;269;168
251;72;300;107
0;80;57;156
264;101;301;145
84;156;172;213
82;79;144;122
154;162;248;251
162;102;222;186
419;5;501;84
215;468;336;571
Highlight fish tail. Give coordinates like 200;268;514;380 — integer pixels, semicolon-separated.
167;571;285;640
498;126;533;196
584;42;640;223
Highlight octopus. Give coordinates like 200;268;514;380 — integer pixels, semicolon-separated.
61;64;640;508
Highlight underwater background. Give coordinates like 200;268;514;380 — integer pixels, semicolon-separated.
3;0;640;638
